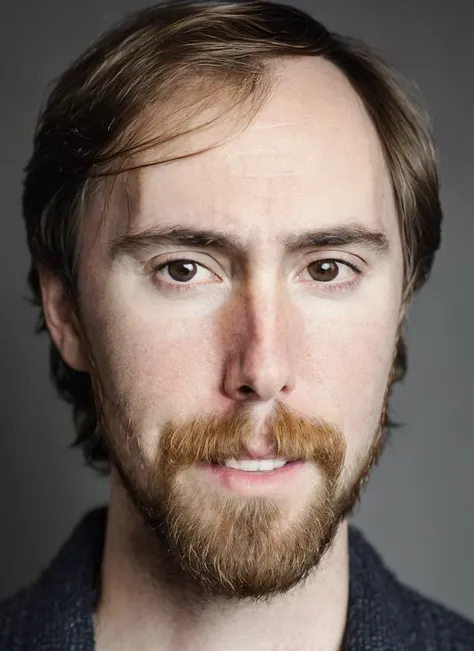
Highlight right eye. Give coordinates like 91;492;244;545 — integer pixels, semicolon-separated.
152;258;219;291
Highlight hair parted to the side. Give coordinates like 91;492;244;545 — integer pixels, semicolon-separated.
23;0;442;473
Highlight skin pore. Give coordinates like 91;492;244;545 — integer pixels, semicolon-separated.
40;57;404;650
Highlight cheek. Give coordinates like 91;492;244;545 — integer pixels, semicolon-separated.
83;295;223;428
323;315;397;392
296;292;400;449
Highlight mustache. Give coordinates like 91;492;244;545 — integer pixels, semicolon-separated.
159;401;346;480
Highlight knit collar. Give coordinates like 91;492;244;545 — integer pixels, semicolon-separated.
27;507;408;650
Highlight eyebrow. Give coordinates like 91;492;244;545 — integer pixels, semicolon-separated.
110;222;390;260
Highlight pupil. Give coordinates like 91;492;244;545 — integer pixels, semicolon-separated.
168;260;197;282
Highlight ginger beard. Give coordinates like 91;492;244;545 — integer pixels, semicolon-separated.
90;354;394;602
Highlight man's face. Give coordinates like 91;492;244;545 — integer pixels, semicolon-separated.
70;58;404;598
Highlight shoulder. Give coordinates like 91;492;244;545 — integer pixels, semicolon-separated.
399;581;474;649
0;508;106;651
0;582;40;651
348;526;474;650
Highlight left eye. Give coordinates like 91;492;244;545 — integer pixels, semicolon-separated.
303;259;357;282
164;260;199;282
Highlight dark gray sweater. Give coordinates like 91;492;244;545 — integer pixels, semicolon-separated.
1;507;473;650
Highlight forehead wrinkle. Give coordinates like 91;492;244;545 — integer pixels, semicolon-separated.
118;163;395;249
110;145;395;249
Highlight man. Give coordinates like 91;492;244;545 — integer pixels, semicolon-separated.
1;0;472;649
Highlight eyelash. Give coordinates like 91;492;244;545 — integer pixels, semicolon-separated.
150;256;364;295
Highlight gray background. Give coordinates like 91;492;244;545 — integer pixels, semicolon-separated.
1;0;473;619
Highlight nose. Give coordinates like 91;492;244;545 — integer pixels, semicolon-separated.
223;282;297;403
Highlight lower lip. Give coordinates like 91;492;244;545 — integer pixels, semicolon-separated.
199;461;306;497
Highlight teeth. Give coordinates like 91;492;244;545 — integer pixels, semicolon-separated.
224;458;288;472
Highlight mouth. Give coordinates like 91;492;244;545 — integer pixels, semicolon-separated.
200;459;306;497
214;458;299;472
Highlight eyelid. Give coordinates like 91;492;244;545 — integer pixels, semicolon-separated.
150;252;222;275
303;249;365;266
298;254;363;276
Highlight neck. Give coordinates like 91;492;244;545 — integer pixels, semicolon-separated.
95;470;350;651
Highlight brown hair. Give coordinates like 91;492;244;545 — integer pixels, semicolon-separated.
22;0;442;473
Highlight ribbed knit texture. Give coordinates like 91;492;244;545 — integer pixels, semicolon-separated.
1;508;473;650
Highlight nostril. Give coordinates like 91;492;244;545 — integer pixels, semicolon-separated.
238;385;255;395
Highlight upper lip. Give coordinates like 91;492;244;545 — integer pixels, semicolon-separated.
234;448;279;461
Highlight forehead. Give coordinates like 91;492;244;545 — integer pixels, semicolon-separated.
91;57;397;250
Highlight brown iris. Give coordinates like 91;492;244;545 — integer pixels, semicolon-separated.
307;260;340;282
167;260;198;282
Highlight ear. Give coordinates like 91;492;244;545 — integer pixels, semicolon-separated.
37;264;89;372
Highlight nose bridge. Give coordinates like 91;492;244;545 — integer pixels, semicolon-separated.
247;281;288;361
224;277;297;402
